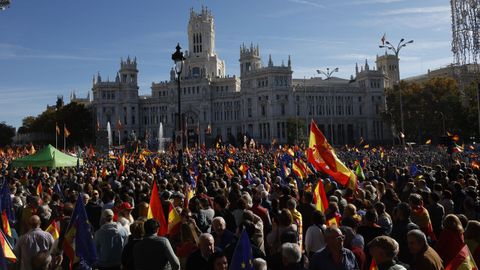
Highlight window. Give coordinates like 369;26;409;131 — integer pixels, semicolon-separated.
281;104;285;115
261;105;266;116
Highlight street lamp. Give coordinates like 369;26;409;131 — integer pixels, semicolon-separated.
172;43;185;172
434;111;446;136
317;67;339;145
0;0;11;10
379;38;414;146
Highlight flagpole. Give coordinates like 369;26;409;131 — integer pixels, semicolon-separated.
55;125;58;149
118;130;121;146
63;124;66;152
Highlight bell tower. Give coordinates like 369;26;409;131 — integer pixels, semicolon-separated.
376;52;399;89
239;43;261;78
188;6;215;57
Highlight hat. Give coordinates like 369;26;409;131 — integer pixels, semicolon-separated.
119;202;134;211
102;209;114;219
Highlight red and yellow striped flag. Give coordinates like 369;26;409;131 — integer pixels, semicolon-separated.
445;244;478;270
147;181;168;236
64;126;71;138
0;230;16;262
167;203;182;236
313;180;328;213
45;220;60;240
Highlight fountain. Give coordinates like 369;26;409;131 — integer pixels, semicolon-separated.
107;122;112;148
158;122;164;152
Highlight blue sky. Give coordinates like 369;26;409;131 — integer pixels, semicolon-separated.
0;0;451;128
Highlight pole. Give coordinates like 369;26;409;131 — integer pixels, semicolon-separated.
304;76;308;136
177;73;183;173
398;83;405;146
63;124;66;152
55;128;58;149
118;130;121;146
330;83;334;145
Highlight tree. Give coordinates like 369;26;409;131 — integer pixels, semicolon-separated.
385;77;472;143
0;122;15;146
286;118;307;145
17;101;94;146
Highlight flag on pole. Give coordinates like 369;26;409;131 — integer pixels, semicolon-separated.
116;119;122;131
307;119;357;188
0;238;8;270
381;33;386;45
45;220;60;240
56;123;60;135
29;144;36;155
36;179;43;196
313;180;329;213
0;183;15;238
224;164;234;178
64;126;71;138
292;161;307;180
147;181;168;236
62;194;97;270
167;203;182;236
229;229;254;270
0;230;15;262
117;155;125;176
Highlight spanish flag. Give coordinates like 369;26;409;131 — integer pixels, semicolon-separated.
29;144;36;155
36;180;43;196
313;180;328;213
307;119;357;189
147;181;168;236
224;164;234;178
292;161;307;180
0;230;16;262
117;155;125;176
45;220;60;240
369;259;379;270
239;164;248;175
55;123;60;135
445;244;478;270
64;126;71;138
167;203;182;236
0;183;14;238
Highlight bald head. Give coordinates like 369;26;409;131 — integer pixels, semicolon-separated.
29;215;41;229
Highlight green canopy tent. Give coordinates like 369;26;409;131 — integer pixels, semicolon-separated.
10;144;83;168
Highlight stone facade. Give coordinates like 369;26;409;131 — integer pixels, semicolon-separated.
92;7;390;146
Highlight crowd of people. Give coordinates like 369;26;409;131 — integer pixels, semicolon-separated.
1;142;480;270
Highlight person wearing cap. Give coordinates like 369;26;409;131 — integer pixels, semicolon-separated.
94;209;129;270
368;236;406;270
117;202;134;234
309;227;359;270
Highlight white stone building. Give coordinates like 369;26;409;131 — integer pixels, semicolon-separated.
92;7;390;146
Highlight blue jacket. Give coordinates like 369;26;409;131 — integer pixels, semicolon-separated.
94;222;129;267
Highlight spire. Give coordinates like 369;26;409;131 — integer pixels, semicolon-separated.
268;54;273;67
355;63;359;75
365;59;369;71
288;55;291;67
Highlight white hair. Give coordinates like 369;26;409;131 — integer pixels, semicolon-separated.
281;243;302;264
253;258;267;270
407;229;428;246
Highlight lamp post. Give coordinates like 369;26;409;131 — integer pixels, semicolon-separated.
379;38;413;146
434;111;446;135
317;67;339;144
0;0;11;10
172;43;185;172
